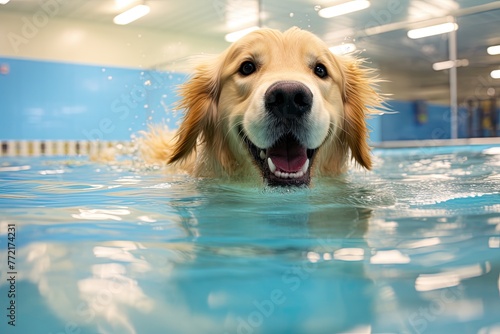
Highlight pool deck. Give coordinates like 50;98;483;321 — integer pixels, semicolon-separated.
373;137;500;149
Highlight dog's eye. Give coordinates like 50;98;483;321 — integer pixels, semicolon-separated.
314;64;328;78
239;61;256;76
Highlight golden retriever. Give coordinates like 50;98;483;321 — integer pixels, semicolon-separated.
141;27;383;187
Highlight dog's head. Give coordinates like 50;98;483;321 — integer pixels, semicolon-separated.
169;27;382;187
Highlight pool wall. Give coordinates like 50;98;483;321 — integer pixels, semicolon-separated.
0;56;480;156
0;57;185;141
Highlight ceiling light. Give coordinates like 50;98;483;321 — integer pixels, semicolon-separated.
0;0;11;4
225;26;260;43
432;59;469;71
318;0;370;19
407;22;458;39
329;43;357;55
491;70;500;79
487;45;500;55
113;4;150;25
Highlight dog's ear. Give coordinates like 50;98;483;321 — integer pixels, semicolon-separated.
341;57;382;170
169;56;222;164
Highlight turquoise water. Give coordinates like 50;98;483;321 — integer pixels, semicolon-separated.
1;145;500;334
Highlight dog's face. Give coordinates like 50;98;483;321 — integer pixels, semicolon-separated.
169;28;381;187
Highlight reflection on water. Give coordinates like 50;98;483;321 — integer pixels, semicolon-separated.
0;145;499;334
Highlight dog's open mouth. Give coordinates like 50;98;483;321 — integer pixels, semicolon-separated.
240;128;316;186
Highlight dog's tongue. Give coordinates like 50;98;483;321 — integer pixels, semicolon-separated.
268;135;308;172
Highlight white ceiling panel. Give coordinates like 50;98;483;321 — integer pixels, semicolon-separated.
1;0;500;103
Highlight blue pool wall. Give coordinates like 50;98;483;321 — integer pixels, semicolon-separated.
0;57;186;141
0;57;467;143
370;100;469;142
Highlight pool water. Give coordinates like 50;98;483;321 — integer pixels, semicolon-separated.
1;145;500;334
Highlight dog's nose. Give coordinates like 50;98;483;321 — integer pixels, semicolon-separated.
265;81;313;119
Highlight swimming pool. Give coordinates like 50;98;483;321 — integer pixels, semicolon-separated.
1;145;499;334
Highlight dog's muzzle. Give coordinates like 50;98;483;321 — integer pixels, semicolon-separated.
240;80;319;187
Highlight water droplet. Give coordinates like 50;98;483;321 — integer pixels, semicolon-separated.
289;12;294;17
314;5;321;11
148;116;153;121
144;104;148;108
144;80;151;86
138;34;142;38
101;68;106;72
107;76;113;80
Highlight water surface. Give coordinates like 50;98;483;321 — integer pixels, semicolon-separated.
0;145;499;334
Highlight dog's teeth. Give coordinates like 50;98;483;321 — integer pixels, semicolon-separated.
301;159;310;173
260;150;266;160
269;158;310;179
267;158;276;173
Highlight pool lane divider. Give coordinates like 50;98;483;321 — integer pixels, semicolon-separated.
0;140;135;157
3;138;500;157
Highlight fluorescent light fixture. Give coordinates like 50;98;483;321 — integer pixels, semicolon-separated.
407;22;458;39
225;26;260;42
432;59;469;71
491;70;500;79
487;45;500;55
113;4;150;25
318;0;370;18
329;43;357;55
0;0;11;4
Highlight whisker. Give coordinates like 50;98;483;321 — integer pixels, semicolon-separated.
218;115;245;144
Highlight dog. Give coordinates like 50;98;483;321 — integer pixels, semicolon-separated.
141;27;383;187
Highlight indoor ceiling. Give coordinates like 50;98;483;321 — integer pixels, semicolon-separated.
2;0;500;104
